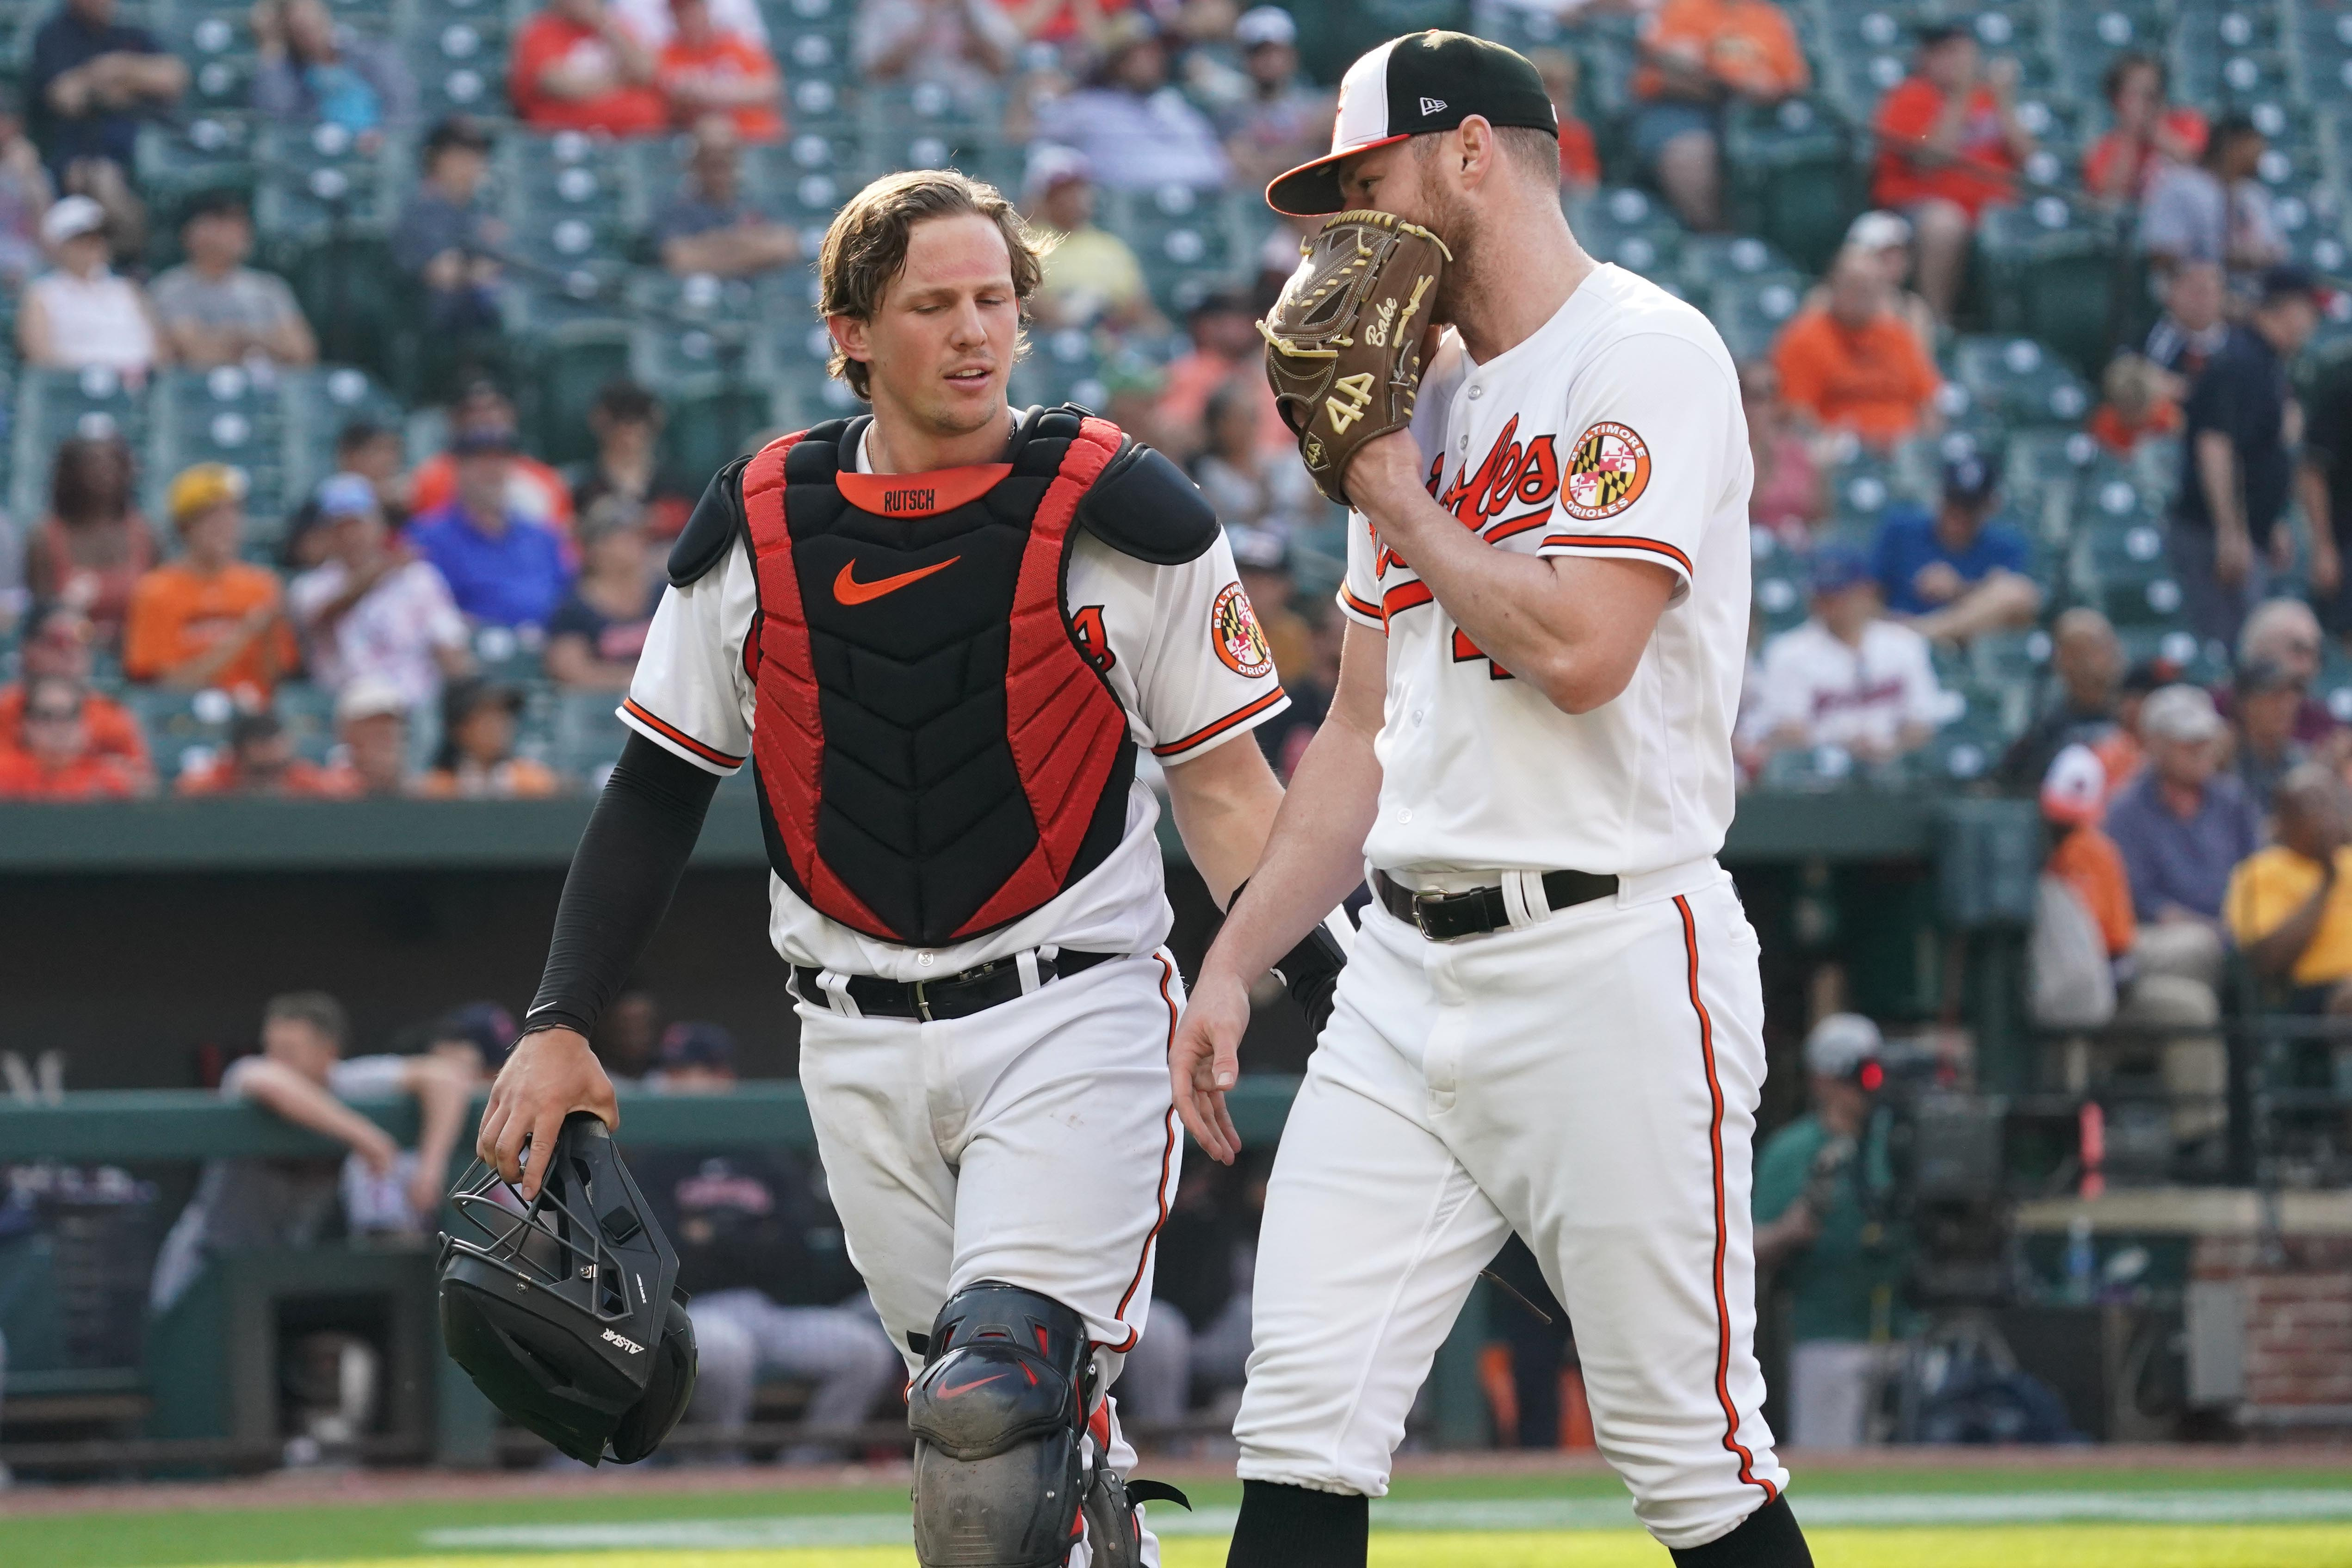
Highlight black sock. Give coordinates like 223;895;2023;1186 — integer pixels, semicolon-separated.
1224;1480;1369;1568
1669;1495;1813;1568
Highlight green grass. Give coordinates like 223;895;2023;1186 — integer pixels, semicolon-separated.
13;1465;2352;1568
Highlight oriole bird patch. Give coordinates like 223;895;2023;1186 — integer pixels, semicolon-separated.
1561;420;1652;521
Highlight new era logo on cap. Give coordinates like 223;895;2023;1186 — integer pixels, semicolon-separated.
1266;31;1559;216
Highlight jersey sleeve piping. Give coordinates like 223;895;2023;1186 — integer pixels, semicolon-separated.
619;697;745;775
1538;532;1695;580
1151;687;1290;760
1336;584;1385;628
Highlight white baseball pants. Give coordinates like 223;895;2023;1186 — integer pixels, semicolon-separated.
1233;867;1787;1551
796;949;1188;1562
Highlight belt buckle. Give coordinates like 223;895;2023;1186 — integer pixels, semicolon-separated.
1410;891;1444;940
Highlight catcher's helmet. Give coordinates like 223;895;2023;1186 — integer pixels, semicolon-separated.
437;1112;696;1464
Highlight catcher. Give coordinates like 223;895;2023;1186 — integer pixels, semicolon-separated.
1175;31;1813;1568
475;168;1343;1565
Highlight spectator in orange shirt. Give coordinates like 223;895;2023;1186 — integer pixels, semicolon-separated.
509;0;668;136
1155;288;1287;463
2083;53;2205;208
0;603;149;775
1870;24;2036;323
1631;0;1809;231
176;708;359;797
1529;47;1600;198
2042;742;2136;964
2088;352;2183;457
122;463;298;704
416;678;560;797
657;0;783;140
0;673;144;798
1771;250;1943;449
404;380;576;535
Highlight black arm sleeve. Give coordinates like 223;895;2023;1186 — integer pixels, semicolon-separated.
524;732;723;1039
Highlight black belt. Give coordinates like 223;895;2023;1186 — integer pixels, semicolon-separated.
1372;868;1617;941
790;949;1120;1021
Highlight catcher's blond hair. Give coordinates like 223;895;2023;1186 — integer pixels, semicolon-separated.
817;169;1042;401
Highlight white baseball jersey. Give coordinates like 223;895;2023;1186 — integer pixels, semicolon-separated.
1336;263;1752;880
621;420;1289;981
1748;616;1947;753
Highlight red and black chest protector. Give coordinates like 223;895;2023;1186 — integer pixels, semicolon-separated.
739;407;1140;947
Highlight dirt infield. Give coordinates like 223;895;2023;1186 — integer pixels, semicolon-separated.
6;1444;2344;1521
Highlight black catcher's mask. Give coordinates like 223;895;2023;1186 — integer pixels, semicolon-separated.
437;1112;696;1464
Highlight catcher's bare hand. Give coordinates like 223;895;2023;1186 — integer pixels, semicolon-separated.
1170;968;1251;1165
475;1027;617;1200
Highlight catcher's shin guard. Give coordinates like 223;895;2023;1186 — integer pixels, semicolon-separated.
908;1283;1093;1567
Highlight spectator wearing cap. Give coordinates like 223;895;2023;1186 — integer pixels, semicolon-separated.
406;381;577;533
635;1022;904;1463
546;497;660;690
289;472;473;710
2228;765;2352;1018
652;116;799;278
176;709;358;797
510;0;669;136
251;0;419;141
1870;24;2036;322
1191;377;1325;554
1218;7;1336;196
122;465;298;706
0;86;57;290
1870;453;2040;645
2108;685;2257;960
26;433;152;648
657;0;784;140
1031;17;1231;193
1739;358;1827;545
408;431;575;630
391;117;508;338
18;192;161;374
426;1001;517;1084
1999;607;2125;796
2172;268;2321;650
1527;48;1600;199
0;672;143;798
1747;543;1946;765
1023;146;1159;337
2088;353;2182;458
1771;249;1942;450
2140;112;2286;291
282;421;408;570
569;380;698;537
1629;0;1809;233
0;605;147;777
150;190;317;370
2234;661;2308;819
2145;262;2228;388
1751;1013;1912;1449
418;677;559;798
1802;212;1936;355
853;0;1017;108
2041;743;2137;978
2084;52;2204;209
1157;288;1289;462
2222;599;2339;745
333;677;415;795
25;0;186;195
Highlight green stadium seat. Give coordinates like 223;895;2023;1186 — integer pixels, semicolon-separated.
1100;184;1251;316
275;229;415;391
253;121;396;241
521;321;635;469
123;686;241;784
1972;200;2124;381
546;687;631;780
1008;327;1107;414
11;368;149;526
402;4;509;120
1720;99;1861;275
1567;186;1684;278
1948;336;2094;429
1674;234;1800;311
149;366;294;540
1705;273;1805;364
272;681;340;763
136;117;262;216
282;365;408;500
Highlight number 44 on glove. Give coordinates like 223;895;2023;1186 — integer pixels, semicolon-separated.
1259;209;1452;508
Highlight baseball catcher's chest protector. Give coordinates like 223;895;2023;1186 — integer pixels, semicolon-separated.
741;407;1135;947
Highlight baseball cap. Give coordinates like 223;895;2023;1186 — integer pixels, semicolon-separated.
2259;264;2319;307
168;462;250;524
1267;31;1558;216
316;471;379;519
41;194;105;247
1022;143;1093;203
336;676;407;724
1845;210;1912;252
2040;743;2107;827
2121;655;2181;697
2237;656;2304;696
450;426;520;457
1227;523;1289;573
1235;5;1297;49
434;1001;518;1073
1804;1013;1883;1079
1808;543;1873;595
658;1021;737;1072
2142;683;2226;742
1942;451;1999;506
424;114;493;158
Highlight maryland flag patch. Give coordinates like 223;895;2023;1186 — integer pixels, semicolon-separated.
1210;581;1276;678
1561;420;1652;521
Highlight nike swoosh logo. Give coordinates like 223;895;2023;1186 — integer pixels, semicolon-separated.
834;555;959;605
936;1373;1009;1399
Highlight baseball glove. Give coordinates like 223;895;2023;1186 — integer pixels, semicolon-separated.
1260;209;1452;507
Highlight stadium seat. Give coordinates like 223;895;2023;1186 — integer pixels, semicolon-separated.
1948;336;2095;429
1567;186;1684;279
1721;99;1864;274
521;321;635;469
10;369;149;528
1973;199;2126;381
149;367;294;543
123;686;242;784
1705;272;1807;364
252;121;396;242
546;687;631;780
